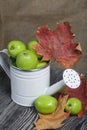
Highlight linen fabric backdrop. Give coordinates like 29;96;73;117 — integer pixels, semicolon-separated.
0;0;87;73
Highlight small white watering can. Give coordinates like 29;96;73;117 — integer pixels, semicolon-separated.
0;49;81;106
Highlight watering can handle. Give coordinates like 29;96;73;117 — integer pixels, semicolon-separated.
0;49;10;78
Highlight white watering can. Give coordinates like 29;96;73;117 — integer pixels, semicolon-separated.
0;49;81;106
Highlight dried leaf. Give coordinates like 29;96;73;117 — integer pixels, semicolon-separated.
34;22;82;68
34;95;70;130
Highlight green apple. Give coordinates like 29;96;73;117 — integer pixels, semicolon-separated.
65;97;82;115
27;40;42;59
34;95;58;114
36;61;47;69
27;40;38;52
7;40;26;58
16;50;38;70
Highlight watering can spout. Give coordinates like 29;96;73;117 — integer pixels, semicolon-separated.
45;79;65;95
45;68;81;95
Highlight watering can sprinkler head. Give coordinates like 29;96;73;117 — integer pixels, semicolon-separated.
63;69;80;89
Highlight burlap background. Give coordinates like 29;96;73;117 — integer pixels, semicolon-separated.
0;0;87;73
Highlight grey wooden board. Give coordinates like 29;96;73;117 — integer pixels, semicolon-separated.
0;64;87;130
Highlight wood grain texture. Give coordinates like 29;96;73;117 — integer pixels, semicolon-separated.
0;71;38;130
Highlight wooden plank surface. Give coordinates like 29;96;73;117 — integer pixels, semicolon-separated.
0;64;87;130
0;70;38;130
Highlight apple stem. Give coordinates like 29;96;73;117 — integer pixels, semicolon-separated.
10;46;15;50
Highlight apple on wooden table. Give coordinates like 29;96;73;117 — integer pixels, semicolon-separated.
34;95;58;114
65;97;82;115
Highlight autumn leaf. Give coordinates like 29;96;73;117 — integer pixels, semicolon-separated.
34;22;82;68
34;95;70;130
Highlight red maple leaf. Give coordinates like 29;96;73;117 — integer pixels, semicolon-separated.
34;22;82;68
